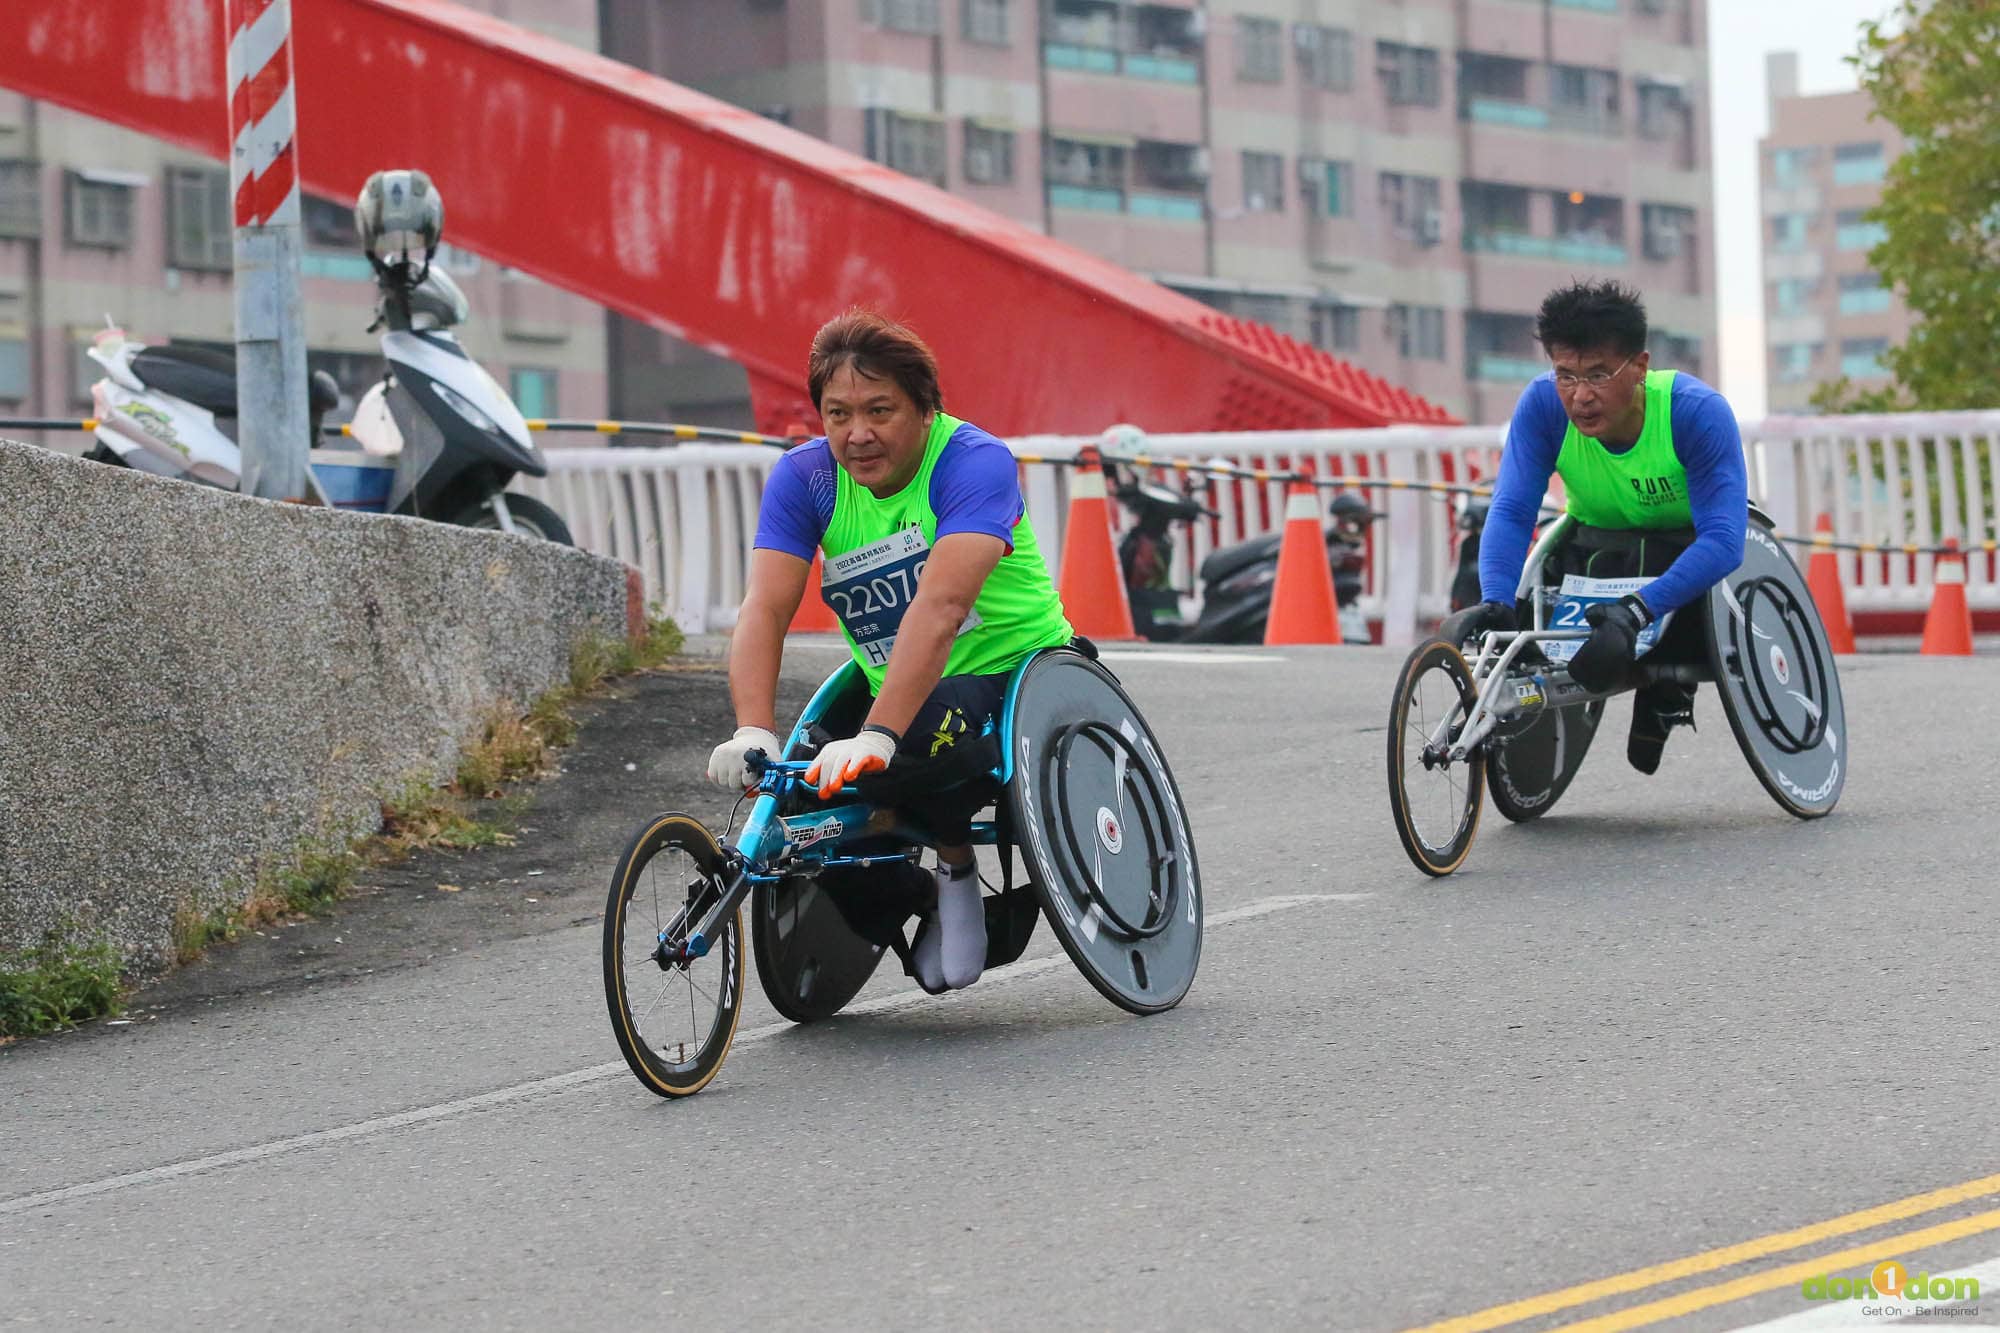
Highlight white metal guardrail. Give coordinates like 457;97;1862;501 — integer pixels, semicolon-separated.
524;413;2000;642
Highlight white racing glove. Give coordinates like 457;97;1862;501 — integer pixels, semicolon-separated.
803;728;898;799
706;725;783;790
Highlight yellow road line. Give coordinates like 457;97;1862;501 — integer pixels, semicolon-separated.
1404;1171;2000;1333
1550;1205;2000;1333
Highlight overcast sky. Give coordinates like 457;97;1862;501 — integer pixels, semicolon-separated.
1705;0;1903;418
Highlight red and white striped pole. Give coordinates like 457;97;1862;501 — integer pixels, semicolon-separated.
225;0;310;502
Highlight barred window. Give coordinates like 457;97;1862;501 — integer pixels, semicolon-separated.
66;172;135;249
964;121;1015;185
962;0;1008;44
861;0;941;34
1236;17;1282;83
0;160;40;239
167;166;232;271
865;109;947;185
1242;151;1284;212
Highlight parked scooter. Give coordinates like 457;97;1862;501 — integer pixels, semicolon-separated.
1110;460;1380;643
1449;493;1490;613
84;169;570;544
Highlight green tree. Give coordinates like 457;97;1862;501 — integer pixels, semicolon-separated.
1830;0;2000;411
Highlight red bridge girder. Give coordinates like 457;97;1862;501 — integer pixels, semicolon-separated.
0;0;1457;436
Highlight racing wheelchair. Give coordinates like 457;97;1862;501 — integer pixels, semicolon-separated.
1387;509;1846;877
602;642;1203;1097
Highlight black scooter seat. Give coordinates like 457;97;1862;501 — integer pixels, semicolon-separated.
1199;531;1282;585
128;344;340;420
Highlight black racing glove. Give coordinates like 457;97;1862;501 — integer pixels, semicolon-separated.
1437;599;1516;648
1567;594;1652;693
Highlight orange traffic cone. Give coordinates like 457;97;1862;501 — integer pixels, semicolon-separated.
1805;513;1855;655
1919;538;1974;656
1056;446;1137;641
788;550;840;634
1264;475;1341;646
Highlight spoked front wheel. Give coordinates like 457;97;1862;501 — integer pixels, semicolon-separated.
602;813;745;1098
1387;639;1486;877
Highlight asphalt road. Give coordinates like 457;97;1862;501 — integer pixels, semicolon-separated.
5;643;1998;1332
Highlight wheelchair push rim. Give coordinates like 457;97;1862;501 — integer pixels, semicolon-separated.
1388;639;1486;876
1007;651;1202;1015
1704;521;1846;819
602;813;745;1098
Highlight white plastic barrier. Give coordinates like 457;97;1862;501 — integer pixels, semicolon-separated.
522;413;2000;640
514;444;777;633
1749;411;2000;614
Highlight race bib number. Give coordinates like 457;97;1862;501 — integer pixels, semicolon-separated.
821;527;980;668
1542;575;1671;664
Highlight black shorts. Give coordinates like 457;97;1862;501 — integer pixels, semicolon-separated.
807;671;1011;845
1548;523;1706;671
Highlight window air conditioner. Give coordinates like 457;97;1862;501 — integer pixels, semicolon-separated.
1293;23;1321;53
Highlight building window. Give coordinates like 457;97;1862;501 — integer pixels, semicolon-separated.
303;194;356;249
1301;159;1353;217
1840;337;1889;379
1236;17;1282;83
861;0;941;34
1636;80;1689;140
1550;64;1620;134
1772;278;1818;315
1376;42;1440;107
510;367;559;418
1296;25;1352;91
964;121;1015;184
1769;212;1812;252
1242;151;1284;212
1833;142;1886;186
865;109;946;185
1642;203;1694;260
1380;172;1442;243
962;0;1009;44
1389;304;1445;360
1046;136;1127;208
1838;271;1892;315
0;336;27;403
1774;342;1819;382
1835;208;1886;251
0;160;40;240
1649;330;1702;372
1310;303;1359;353
65;172;136;249
166;167;233;272
1770;147;1818;187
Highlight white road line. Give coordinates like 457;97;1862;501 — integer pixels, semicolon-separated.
0;892;1364;1218
1096;651;1283;664
1722;1254;2000;1330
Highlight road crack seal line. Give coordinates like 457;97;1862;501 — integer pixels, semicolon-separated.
0;892;1364;1218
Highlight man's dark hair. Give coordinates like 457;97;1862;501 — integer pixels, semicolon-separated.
1535;281;1648;358
807;309;943;414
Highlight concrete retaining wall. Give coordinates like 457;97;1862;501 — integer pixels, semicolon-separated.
0;438;631;972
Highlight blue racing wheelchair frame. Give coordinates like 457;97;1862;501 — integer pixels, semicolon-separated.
602;644;1203;1098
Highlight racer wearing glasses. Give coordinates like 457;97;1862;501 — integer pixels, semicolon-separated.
705;310;1073;993
1452;280;1748;774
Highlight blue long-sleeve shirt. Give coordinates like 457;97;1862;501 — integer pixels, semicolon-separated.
1478;371;1748;616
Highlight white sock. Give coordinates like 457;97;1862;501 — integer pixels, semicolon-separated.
936;859;986;989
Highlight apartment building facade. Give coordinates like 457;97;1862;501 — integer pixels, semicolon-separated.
0;0;608;453
1758;52;1909;414
609;0;1716;425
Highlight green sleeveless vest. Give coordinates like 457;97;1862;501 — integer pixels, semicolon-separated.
1556;369;1693;530
819;413;1072;691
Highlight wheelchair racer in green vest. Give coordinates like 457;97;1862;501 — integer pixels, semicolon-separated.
705;310;1074;992
1451;280;1748;774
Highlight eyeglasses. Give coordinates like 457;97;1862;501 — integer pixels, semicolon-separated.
1552;355;1636;391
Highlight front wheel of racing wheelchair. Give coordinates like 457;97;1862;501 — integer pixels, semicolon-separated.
601;642;1204;1098
1386;508;1845;878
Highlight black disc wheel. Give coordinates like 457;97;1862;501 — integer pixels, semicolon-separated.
1486;699;1604;823
751;872;887;1023
1388;640;1486;877
602;813;745;1098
